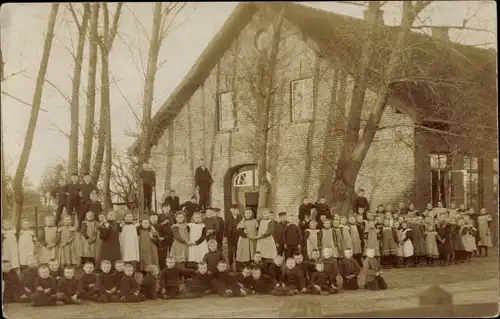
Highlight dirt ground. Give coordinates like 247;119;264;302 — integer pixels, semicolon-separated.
3;253;499;318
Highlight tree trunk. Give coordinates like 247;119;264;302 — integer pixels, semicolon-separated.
12;4;59;227
81;3;100;175
256;6;286;218
329;1;422;215
1;49;8;217
137;2;163;215
91;3;122;184
68;4;90;176
103;110;112;211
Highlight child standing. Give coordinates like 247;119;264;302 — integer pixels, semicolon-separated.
119;212;140;268
282;215;302;259
332;219;345;258
2;220;20;270
170;211;189;266
256;208;277;262
203;208;219;241
424;225;439;266
400;222;414;266
339;217;353;255
18;219;37;270
80;211;98;266
58;216;76;268
408;217;426;267
97;211;122;267
449;218;464;263
188;211;209;267
436;217;451;265
203;239;227;274
364;221;380;258
38;216;59;265
363;248;388;291
476;208;492;257
305;220;320;260
380;219;398;268
320;220;339;258
461;220;476;261
138;218;160;273
236;209;259;269
225;205;242;268
348;216;362;265
393;221;403;267
338;249;360;290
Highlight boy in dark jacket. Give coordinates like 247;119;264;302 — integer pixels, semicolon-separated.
203;208;220;241
272;258;306;296
83;191;103;217
250;251;266;273
203;239;227;274
48;259;63;285
250;267;277;295
31;265;57;307
96;260;119;302
20;256;39;302
140;265;161;300
322;248;340;287
265;255;284;282
282;215;302;259
179;196;201;223
56;266;83;304
353;189;369;214
2;260;21;303
184;262;217;297
309;261;339;295
338;249;360;290
164;190;180;212
78;262;98;301
273;212;288;256
314;197;331;220
160;256;196;299
52;178;67;225
234;266;253;291
118;264;144;302
65;173;82;227
224;205;242;268
212;260;247;297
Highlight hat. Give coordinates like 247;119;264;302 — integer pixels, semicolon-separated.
229;204;238;209
278;212;287;216
83;172;91;176
206;207;220;212
161;202;170;208
175;211;185;217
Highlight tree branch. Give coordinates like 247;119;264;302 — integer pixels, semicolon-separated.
1;91;48;112
68;3;81;31
108;3;124;48
412;24;496;35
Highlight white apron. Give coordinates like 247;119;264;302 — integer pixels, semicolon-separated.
120;224;140;262
305;229;320;259
401;228;414;257
188;223;209;263
256;219;277;259
2;229;20;268
18;229;36;266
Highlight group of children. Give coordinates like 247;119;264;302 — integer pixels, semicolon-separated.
1;189;495;307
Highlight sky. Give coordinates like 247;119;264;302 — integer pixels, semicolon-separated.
0;1;496;186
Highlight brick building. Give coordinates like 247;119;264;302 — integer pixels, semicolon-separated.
130;3;497;222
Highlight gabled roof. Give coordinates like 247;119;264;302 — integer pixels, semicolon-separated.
130;2;497;154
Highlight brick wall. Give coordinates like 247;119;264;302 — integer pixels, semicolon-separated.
150;8;416;216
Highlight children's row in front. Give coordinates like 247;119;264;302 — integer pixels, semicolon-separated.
2;246;386;307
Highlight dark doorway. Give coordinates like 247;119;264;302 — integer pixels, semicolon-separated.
245;192;259;219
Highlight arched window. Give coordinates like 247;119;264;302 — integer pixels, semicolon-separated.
233;170;256;187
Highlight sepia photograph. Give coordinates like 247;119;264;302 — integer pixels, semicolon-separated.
1;1;498;318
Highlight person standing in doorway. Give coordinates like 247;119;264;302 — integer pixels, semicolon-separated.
139;162;156;213
194;158;214;210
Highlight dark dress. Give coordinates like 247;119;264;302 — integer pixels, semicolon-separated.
97;221;122;266
436;222;451;256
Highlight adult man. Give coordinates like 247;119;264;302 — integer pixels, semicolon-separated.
194;158;213;210
139;162;156;213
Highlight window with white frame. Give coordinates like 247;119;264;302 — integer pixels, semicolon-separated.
218;92;235;131
233;170;256;187
291;78;314;122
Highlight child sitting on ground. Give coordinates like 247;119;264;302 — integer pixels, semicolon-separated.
250;267;277;295
2;260;21;303
48;259;63;284
140;265;161;300
118;263;144;302
265;254;284;282
184;262;217;298
96;260;119;303
56;266;83;304
31;265;57;307
160;256;196;299
203;239;226;274
338;249;360;291
273;258;306;296
234;266;253;291
250;251;266;274
309;260;339;295
363;248;388;291
20;255;39;302
78;261;98;301
212;260;247;298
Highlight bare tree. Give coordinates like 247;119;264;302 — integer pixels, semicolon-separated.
93;3;123;211
67;3;90;175
110;150;138;203
11;4;60;228
136;2;186;215
92;2;122;184
81;3;100;175
1;48;7;216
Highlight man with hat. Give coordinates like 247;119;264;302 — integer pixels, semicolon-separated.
224;204;242;269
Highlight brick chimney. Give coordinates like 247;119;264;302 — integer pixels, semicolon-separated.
363;9;384;25
431;27;450;41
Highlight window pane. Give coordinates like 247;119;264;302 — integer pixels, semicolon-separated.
430;154;439;169
303;79;313;120
471;157;478;170
219;92;234;130
463;156;470;170
291;79;313;121
493;158;498;172
439;155;447;169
